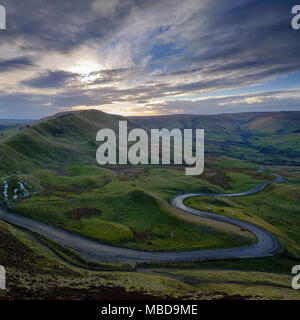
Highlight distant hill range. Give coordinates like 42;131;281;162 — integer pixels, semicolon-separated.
131;111;300;165
0;119;33;123
0;110;299;174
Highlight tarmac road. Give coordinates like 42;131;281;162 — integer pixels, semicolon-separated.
0;174;284;263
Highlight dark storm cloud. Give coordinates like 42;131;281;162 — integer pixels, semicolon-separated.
22;70;78;88
0;56;34;72
0;0;133;53
0;90;56;118
154;0;300;81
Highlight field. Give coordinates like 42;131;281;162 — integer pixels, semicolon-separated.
3;163;262;252
184;170;300;260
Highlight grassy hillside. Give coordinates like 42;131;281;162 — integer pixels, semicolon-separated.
0;120;31;142
0;110;298;253
7;165;259;252
0;110;299;300
184;173;300;260
130;111;300;165
1;110;299;174
0;219;299;300
0;110;140;173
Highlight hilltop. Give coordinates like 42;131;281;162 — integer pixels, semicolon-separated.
0;110;141;174
130;111;300;133
0;110;300;176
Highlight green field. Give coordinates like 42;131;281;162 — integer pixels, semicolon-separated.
184;174;300;260
4;165;262;251
1;153;298;256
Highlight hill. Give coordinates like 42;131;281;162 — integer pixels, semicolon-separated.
130;111;300;165
1;110;300;175
0;110;141;174
0;109;300;277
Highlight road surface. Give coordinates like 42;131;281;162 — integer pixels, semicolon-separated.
0;174;284;263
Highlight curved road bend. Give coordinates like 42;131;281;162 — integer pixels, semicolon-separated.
0;174;284;263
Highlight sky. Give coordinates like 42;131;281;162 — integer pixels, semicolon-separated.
0;0;300;119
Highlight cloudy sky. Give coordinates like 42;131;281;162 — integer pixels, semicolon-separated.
0;0;300;119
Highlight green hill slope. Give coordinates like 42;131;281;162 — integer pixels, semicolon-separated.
1;110;299;175
130;111;300;165
0;110;140;174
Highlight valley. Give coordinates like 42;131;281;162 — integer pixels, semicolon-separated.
0;110;299;300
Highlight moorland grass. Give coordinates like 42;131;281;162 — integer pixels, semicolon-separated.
184;177;300;260
8;167;263;251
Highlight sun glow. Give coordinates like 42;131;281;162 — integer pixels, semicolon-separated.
69;61;99;75
68;61;100;82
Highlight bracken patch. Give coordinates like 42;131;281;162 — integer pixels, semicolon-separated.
66;207;102;220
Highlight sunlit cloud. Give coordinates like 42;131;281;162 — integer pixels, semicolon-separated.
0;0;299;118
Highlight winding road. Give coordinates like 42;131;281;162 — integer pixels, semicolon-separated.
0;174;284;263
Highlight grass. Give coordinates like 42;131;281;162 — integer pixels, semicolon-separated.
184;176;300;261
138;255;300;273
0;220;73;275
249;133;300;153
155;269;293;290
226;172;267;191
6;165;265;252
1;110;300;300
0;123;20;140
149;269;300;300
11;188;252;251
3;157;298;262
76;218;134;243
1;218;299;300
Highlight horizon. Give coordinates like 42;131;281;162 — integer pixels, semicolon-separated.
0;1;300;118
1;109;300;122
